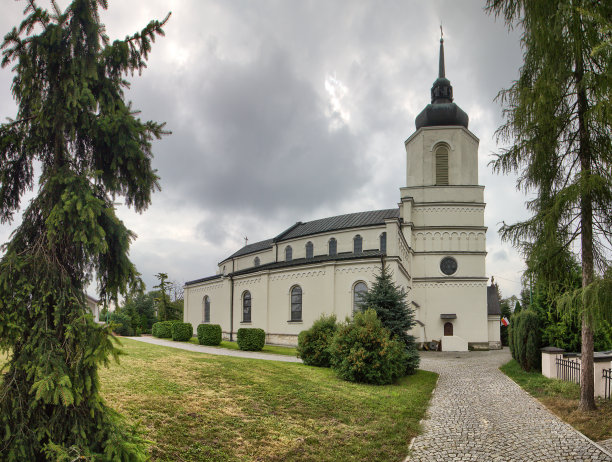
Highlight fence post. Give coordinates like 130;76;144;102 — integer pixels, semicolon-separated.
541;346;565;379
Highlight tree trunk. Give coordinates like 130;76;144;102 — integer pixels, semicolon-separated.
576;48;596;411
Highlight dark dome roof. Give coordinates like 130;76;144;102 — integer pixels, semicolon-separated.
415;101;469;129
415;38;469;130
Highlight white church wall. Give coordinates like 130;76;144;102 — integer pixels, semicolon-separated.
411;205;485;227
412;253;486;278
184;277;231;336
400;185;484;204
412;281;489;349
412;230;486;253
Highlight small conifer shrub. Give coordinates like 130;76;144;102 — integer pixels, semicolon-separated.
197;324;222;346
171;322;193;341
237;328;266;351
510;310;542;371
297;314;337;367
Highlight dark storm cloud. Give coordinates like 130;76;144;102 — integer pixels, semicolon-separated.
128;44;367;218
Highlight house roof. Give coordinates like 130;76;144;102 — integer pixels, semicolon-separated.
223;208;399;262
487;285;502;316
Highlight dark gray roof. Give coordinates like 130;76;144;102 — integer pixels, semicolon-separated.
487;286;502;316
227;239;274;259
185;274;223;287
277;208;399;241
222;208;399;262
231;250;385;278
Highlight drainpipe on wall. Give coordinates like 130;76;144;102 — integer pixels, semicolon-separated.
229;257;235;342
229;275;234;342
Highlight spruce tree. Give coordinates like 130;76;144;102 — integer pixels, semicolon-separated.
486;0;612;410
358;265;420;373
0;1;169;459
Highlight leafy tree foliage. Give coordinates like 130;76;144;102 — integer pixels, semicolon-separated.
119;290;158;333
0;1;169;459
486;0;612;410
154;272;182;321
358;265;420;373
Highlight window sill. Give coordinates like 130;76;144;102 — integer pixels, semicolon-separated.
287;320;303;324
240;321;252;325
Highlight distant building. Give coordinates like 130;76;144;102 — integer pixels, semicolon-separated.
86;294;102;323
184;39;501;351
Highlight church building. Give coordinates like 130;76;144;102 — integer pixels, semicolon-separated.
184;39;502;351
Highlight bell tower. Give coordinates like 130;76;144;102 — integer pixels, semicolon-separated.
400;37;491;351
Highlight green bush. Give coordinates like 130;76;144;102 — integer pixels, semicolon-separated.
297;314;337;367
237;328;265;351
197;324;222;346
152;320;179;338
109;312;134;336
171;322;193;341
329;309;407;385
510;310;542;372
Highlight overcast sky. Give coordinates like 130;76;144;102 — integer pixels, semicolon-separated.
0;0;529;299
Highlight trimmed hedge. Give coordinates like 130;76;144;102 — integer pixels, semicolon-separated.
297;314;337;367
172;322;193;341
237;328;265;351
509;310;542;372
152;320;180;339
197;324;222;346
329;309;407;385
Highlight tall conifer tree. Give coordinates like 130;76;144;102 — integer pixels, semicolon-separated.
358;265;420;373
486;0;612;410
0;1;169;458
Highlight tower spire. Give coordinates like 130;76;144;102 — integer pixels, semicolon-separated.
439;26;445;79
414;32;469;129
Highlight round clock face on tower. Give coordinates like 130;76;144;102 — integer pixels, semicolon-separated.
440;257;458;276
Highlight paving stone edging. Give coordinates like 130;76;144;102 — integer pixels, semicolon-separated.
124;336;302;363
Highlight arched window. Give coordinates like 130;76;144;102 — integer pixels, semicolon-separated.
329;238;337;256
242;291;251;323
380;232;387;253
290;286;302;322
285;246;292;262
353;281;368;314
305;241;313;259
353;234;362;253
435;145;449;185
203;295;210;323
254;256;260;267
444;322;453;336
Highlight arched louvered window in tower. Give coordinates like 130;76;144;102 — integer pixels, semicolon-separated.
285;246;292;262
380;232;387;253
353;235;362;253
242;291;251;323
203;295;210;323
305;241;313;259
290;286;302;321
435;145;449;185
329;238;337;256
254;256;260;267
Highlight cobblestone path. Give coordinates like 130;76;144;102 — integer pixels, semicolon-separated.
409;349;612;462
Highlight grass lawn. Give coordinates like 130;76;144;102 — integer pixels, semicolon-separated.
185;337;298;357
501;359;612;441
88;338;437;461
